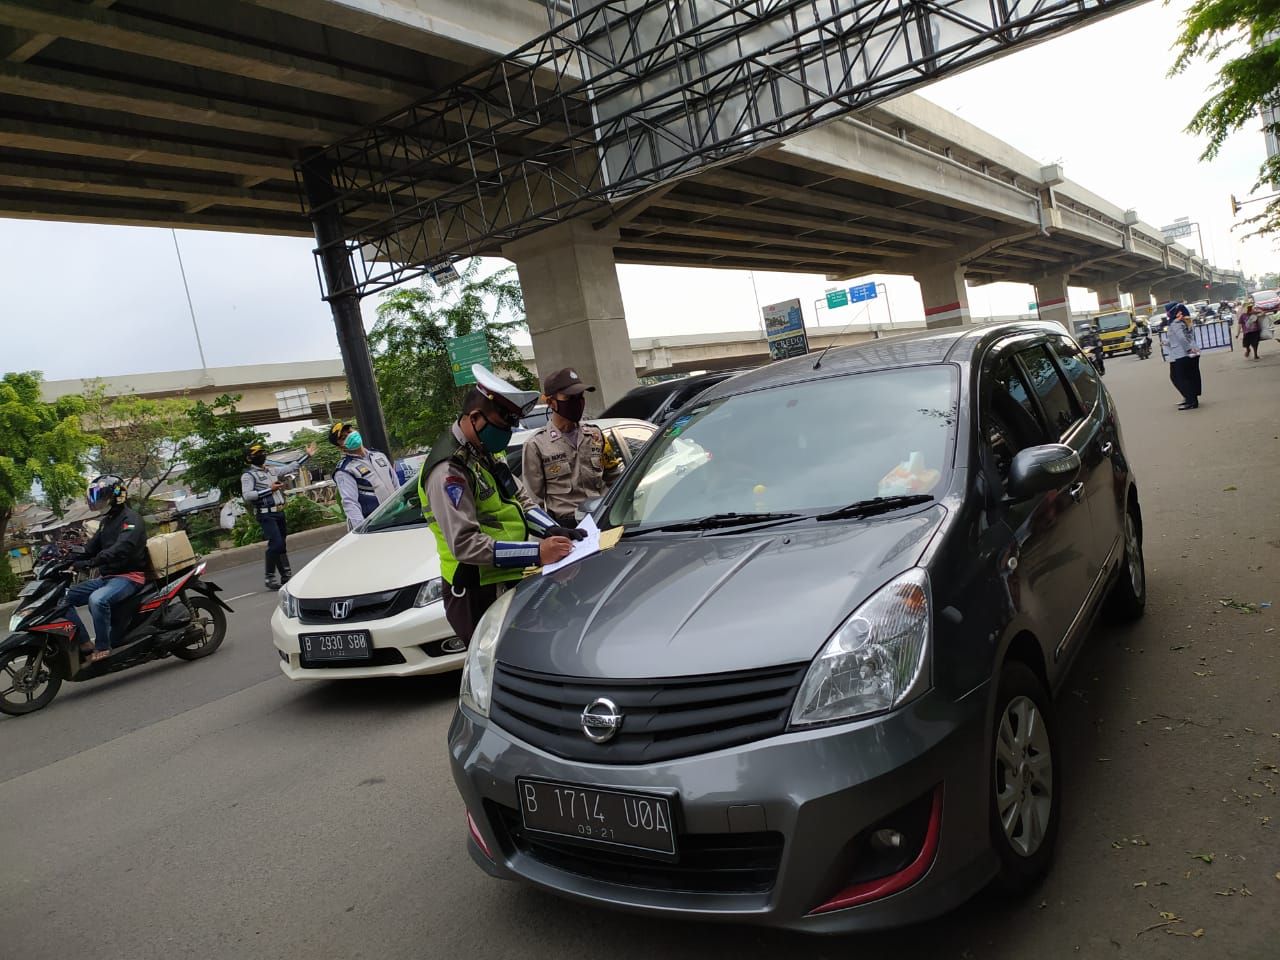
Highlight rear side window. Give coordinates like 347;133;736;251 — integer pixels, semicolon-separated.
1050;338;1100;411
1016;346;1081;438
983;356;1046;480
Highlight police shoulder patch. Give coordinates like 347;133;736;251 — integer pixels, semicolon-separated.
444;475;466;507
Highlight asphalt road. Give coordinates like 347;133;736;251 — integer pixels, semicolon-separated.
2;348;1278;960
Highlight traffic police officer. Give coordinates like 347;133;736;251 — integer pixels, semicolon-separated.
420;366;580;645
329;420;399;528
241;440;315;589
521;367;622;527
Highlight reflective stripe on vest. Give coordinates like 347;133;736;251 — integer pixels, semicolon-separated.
338;456;382;518
420;450;528;586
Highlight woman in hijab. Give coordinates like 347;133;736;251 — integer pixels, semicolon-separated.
1164;302;1200;410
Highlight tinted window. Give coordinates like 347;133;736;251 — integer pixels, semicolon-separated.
1050;338;1100;411
984;357;1045;480
608;367;957;528
1017;346;1080;437
615;424;657;458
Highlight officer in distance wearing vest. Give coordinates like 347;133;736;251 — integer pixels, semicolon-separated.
241;440;315;590
420;365;583;646
329;420;400;529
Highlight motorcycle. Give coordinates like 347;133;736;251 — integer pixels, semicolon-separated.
1132;331;1152;360
0;554;232;716
1084;340;1106;376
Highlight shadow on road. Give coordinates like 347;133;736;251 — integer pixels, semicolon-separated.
287;671;462;716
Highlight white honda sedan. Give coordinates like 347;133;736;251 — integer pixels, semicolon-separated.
271;418;658;680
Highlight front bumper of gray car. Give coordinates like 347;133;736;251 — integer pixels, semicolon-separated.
448;680;997;933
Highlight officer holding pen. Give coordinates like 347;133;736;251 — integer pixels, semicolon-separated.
329;420;399;528
419;366;582;646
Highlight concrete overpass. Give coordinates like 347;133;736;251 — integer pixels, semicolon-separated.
0;0;1244;435
40;359;353;428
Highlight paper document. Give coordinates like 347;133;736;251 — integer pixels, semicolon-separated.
541;515;601;575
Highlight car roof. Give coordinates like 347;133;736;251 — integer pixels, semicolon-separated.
508;416;656;447
693;321;1066;404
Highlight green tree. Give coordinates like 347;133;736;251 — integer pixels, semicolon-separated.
81;382;193;502
182;394;265;499
1173;0;1280;237
290;425;347;477
0;372;97;600
369;259;533;452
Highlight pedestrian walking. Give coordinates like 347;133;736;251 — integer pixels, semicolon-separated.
1237;298;1263;360
419;366;581;645
1164;302;1200;410
241;441;315;589
329;420;400;528
521;367;623;527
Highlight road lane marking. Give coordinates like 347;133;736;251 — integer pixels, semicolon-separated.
225;591;259;602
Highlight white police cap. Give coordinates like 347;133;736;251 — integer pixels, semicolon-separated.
472;364;539;415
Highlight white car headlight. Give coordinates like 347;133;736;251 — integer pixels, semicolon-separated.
459;588;516;718
277;588;299;619
413;577;444;607
790;569;931;727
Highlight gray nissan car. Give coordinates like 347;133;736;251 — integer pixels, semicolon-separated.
448;321;1145;932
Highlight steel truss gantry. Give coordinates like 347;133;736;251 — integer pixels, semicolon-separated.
297;0;1142;301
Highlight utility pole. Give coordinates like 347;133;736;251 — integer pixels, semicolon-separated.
171;229;208;372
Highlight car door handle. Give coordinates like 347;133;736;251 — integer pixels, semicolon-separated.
1100;442;1114;456
1069;482;1085;503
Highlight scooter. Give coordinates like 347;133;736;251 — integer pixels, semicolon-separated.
0;554;232;716
1085;340;1106;376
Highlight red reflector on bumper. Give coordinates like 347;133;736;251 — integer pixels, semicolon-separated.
808;784;944;915
467;810;493;861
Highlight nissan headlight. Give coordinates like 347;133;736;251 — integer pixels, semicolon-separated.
790;569;931;727
459;588;515;718
413;577;444;607
277;588;299;619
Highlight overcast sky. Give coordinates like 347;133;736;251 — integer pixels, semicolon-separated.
3;0;1276;383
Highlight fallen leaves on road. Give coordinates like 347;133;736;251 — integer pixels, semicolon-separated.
1224;485;1238;491
1189;852;1215;864
1218;598;1261;613
1134;880;1148;888
1113;836;1151;849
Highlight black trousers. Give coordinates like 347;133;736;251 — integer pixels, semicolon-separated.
1169;357;1200;404
442;580;499;647
258;512;287;577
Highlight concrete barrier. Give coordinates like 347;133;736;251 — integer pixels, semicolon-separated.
0;522;350;623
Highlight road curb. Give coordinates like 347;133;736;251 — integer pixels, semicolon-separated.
1;523;349;620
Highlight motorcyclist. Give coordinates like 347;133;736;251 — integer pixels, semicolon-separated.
63;475;149;664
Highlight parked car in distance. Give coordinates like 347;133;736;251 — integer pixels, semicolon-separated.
272;419;659;680
600;370;745;424
1252;289;1280;314
450;321;1145;932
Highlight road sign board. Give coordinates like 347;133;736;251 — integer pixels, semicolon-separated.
762;298;808;361
825;288;849;309
1160;221;1194;241
429;261;461;285
848;281;878;303
1028;302;1038;311
446;330;492;386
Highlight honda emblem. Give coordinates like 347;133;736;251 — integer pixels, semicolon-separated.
330;599;353;620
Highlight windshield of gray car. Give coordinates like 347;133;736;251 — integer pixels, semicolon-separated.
606;365;958;530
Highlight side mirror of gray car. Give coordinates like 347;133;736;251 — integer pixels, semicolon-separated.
1007;444;1081;501
575;497;603;523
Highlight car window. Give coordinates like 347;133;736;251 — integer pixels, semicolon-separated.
361;479;426;532
1049;338;1100;411
607;367;958;528
983;356;1046;482
1016;346;1081;438
614;424;656;459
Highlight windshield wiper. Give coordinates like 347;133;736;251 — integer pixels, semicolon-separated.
627;512;801;535
815;495;935;521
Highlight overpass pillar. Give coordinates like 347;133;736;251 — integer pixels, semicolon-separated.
1124;285;1152;315
504;223;638;416
300;154;391;455
1034;274;1071;329
1091;280;1122;313
915;263;970;328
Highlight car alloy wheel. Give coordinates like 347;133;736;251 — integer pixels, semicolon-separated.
994;695;1053;857
1125;512;1144;601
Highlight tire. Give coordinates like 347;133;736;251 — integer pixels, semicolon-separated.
1104;505;1146;623
989;661;1060;894
0;640;63;716
171;596;227;661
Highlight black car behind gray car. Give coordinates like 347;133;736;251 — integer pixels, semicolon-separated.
449;321;1145;932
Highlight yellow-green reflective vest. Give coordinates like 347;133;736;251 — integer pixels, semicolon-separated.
420;440;528;586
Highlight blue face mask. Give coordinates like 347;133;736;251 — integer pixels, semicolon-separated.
343;430;363;451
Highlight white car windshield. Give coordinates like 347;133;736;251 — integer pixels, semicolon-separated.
360;479;427;532
605;366;958;530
